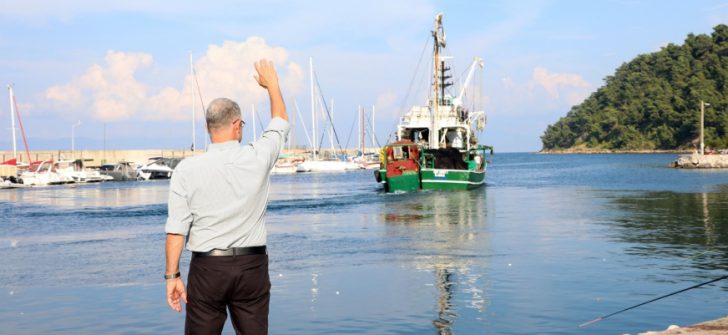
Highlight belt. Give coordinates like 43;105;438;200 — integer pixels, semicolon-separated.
192;246;267;257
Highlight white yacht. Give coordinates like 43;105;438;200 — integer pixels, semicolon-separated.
295;160;360;173
18;160;73;186
137;157;182;180
56;159;112;183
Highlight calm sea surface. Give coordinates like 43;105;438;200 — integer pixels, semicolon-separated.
1;153;727;334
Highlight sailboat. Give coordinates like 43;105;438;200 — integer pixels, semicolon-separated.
3;85;70;187
375;13;493;192
296;58;359;173
352;105;381;170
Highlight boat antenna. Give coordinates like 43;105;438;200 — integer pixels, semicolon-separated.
578;274;728;328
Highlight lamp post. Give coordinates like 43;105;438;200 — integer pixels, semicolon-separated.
71;120;81;158
700;101;711;155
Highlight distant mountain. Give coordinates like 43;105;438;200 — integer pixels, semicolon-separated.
541;24;728;152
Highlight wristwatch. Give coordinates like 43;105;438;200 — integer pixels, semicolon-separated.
164;272;181;280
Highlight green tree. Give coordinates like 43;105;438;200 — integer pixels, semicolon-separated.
542;25;728;151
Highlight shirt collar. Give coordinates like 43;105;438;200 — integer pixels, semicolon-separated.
207;140;240;152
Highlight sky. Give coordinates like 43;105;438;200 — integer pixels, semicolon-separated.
0;0;727;153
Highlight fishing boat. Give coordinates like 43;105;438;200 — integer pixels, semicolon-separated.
375;13;493;192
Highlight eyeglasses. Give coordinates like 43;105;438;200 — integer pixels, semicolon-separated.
233;119;246;127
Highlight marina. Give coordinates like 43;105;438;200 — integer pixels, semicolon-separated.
1;153;727;334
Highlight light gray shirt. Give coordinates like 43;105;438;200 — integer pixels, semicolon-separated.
165;117;290;252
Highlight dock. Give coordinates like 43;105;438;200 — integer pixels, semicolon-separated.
639;316;728;334
671;153;728;169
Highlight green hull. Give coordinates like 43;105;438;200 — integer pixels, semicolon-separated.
378;168;486;192
386;172;421;192
420;168;485;190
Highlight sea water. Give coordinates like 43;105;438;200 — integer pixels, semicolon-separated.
0;153;726;334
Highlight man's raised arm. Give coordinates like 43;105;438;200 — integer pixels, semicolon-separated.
254;59;288;121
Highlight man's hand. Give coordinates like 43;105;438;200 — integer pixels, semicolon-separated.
254;59;288;121
254;59;280;91
166;277;187;312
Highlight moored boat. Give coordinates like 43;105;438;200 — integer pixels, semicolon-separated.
56;159;113;183
18;160;73;186
375;13;493;193
137;157;182;180
295;159;359;173
100;162;139;181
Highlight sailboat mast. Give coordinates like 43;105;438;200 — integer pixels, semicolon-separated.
371;106;376;150
289;102;295;150
7;85;17;160
329;99;335;155
358;105;362;154
189;52;196;151
310;57;317;160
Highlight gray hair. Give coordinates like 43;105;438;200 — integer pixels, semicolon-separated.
206;98;241;131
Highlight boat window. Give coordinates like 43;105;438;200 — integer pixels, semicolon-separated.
393;147;403;160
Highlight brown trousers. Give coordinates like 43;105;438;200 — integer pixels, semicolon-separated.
185;254;270;335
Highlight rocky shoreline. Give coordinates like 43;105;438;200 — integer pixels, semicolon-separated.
539;149;691;154
671;153;728;168
639;316;728;335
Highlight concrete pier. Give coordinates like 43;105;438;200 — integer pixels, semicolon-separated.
0;149;202;168
639;316;728;334
672;153;728;169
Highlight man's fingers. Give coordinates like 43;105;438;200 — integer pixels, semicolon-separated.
181;288;188;304
167;294;178;311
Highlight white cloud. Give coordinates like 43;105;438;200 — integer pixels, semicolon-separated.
46;51;152;121
528;67;590;103
375;92;397;110
45;37;304;122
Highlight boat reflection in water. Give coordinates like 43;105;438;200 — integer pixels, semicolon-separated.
382;189;490;334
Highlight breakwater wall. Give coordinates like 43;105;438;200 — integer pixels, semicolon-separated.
672;153;728;168
0;149;202;167
0;148;378;167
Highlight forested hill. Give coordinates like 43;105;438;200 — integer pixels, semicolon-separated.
541;24;728;152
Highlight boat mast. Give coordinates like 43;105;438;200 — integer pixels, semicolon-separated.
189;52;196;151
431;13;446;148
7;85;17;160
310;57;317;160
329;99;335;155
371;105;376;150
358;105;362;154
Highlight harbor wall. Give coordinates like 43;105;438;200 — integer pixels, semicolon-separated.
0;147;380;168
0;149;202;167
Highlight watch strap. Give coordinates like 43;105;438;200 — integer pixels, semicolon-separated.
164;272;181;280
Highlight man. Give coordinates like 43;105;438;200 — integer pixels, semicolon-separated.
164;59;289;335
